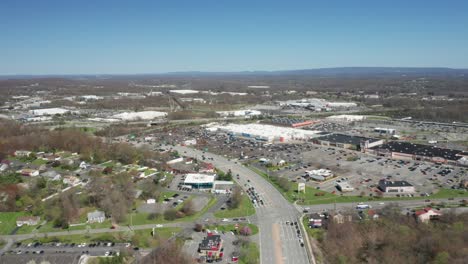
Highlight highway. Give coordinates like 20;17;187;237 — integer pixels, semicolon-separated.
172;145;312;264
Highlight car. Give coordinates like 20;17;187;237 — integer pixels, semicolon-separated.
155;224;164;228
105;251;110;256
222;218;229;222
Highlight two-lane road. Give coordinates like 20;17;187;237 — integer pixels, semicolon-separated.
172;146;312;264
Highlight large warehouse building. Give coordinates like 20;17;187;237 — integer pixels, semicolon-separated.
312;133;384;151
205;123;322;143
368;141;468;166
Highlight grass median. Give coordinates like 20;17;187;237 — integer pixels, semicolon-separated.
214;195;255;218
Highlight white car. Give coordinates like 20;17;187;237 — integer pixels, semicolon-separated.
155;224;163;228
104;251;110;256
222;218;229;222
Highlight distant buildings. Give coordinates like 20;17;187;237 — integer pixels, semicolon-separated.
29;107;71;116
111;111;167;121
216;109;261;118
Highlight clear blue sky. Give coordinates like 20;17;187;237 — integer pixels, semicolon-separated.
1;0;468;74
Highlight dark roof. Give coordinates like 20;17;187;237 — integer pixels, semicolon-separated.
379;179;413;187
199;235;221;250
316;133;380;145
371;141;466;161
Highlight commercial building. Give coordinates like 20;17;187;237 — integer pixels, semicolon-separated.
306;169;334;182
336;181;355;192
313;133;383;151
111;111;167;121
369;141;468;165
267;118;319;128
212;181;234;194
184;173;216;189
216;109;261;118
206;123;322;143
326;115;367;122
374;127;396;135
29;107;71;116
198;235;224;261
378;180;415;193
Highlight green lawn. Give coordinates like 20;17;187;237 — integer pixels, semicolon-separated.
32;159;48;165
0;212;28;235
127;196;218;226
214;195;255;218
21;227;181;248
205;223;258;236
239;241;260;264
248;165;468;205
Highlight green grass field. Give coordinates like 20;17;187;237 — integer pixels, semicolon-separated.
214;195;255;218
127;196;217;226
239;241;260;264
0;212;28;235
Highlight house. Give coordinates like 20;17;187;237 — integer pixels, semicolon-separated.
16;216;40;226
308;213;323;228
367;209;379;220
63;175;80;186
415;208;441;223
0;162;9;172
41;170;61;181
17;168;40;177
87;210;106;223
332;213;353;224
199;163;215;173
79;161;90;170
378;179;415;193
198;235;224;261
14;150;32;157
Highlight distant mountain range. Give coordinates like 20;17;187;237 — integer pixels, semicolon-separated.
1;67;468;79
164;67;468;77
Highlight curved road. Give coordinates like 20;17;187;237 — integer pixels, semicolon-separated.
172;145;312;264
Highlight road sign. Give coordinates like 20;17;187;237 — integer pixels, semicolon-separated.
298;183;306;193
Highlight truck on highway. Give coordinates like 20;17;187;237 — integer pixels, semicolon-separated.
356;204;371;210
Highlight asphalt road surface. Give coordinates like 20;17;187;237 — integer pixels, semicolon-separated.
172;145;311;264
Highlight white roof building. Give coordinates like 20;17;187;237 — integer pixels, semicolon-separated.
207;123;322;143
326;115;367;122
216;110;262;117
29;108;71;116
184;173;216;188
112;111;167;121
169;89;200;94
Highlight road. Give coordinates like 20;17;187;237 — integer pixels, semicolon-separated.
172;145;312;264
298;198;467;213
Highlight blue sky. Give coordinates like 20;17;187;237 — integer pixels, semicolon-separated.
1;0;468;74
